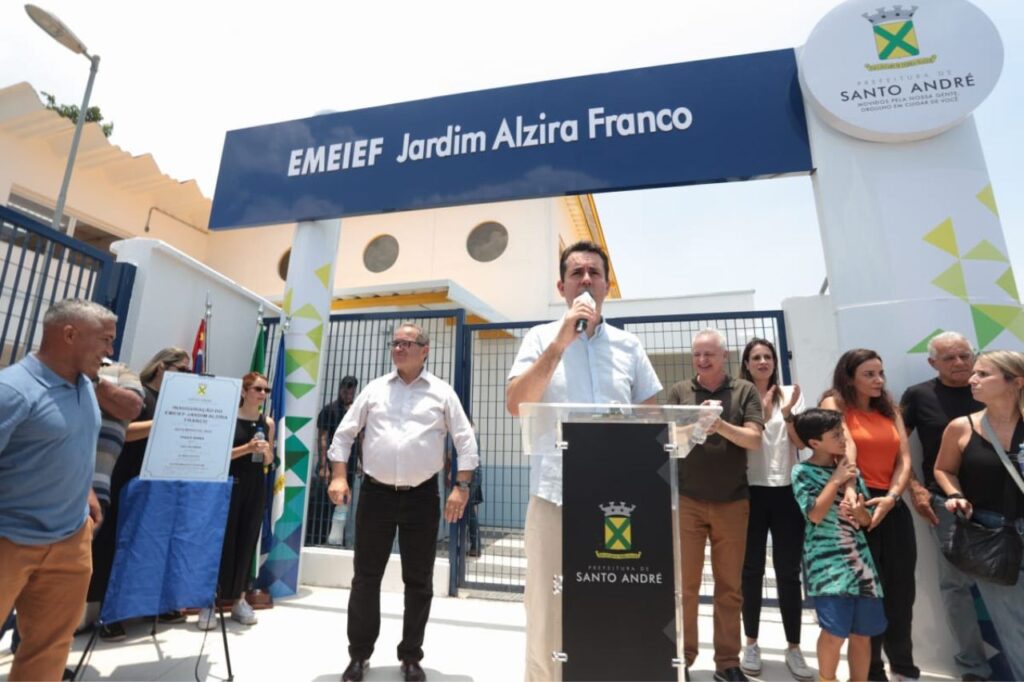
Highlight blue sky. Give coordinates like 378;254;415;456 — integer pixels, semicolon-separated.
1;0;1018;308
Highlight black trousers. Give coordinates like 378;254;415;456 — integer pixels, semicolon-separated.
741;485;805;644
866;489;919;680
218;461;266;601
348;476;440;662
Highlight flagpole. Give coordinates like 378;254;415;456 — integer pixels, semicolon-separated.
203;291;212;375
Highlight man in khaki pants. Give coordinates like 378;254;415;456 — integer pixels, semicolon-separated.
0;300;113;680
667;328;764;682
507;241;661;681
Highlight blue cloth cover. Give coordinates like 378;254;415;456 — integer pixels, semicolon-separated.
100;479;232;624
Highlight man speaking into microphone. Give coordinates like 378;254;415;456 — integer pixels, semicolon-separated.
507;241;662;681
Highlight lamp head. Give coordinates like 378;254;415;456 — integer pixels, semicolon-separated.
25;5;89;56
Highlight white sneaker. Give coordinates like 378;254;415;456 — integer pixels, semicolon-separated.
196;607;217;631
231;598;258;625
785;648;814;681
741;643;762;676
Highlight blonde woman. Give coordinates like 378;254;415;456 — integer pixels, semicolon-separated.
935;350;1024;680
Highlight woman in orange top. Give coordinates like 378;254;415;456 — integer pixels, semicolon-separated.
820;349;917;681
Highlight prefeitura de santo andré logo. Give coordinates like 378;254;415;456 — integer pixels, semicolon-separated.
862;5;936;70
596;501;641;560
864;5;919;60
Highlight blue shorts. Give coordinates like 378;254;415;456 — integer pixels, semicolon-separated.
814;596;887;638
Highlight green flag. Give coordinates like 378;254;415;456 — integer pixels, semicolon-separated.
250;326;267;373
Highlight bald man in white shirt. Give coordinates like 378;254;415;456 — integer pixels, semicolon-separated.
328;322;479;682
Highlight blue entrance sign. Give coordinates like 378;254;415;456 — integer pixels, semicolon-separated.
210;49;812;230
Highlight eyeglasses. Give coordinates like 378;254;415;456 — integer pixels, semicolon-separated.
168;364;191;373
250;386;270;393
390;340;425;350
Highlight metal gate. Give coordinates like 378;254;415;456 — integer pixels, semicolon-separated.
458;311;791;602
0;204;132;367
303;310;466;565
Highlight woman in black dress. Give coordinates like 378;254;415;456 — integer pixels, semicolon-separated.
197;371;274;629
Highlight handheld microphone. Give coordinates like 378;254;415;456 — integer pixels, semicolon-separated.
574;290;595;333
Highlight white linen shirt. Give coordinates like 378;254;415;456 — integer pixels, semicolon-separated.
327;368;479;487
508;316;662;505
746;385;806;487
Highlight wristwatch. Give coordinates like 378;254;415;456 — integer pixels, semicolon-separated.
782;411;795;423
455;480;471;490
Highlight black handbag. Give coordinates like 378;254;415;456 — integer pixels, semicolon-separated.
941;415;1024;586
942;512;1022;586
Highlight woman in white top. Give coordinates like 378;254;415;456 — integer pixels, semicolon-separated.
738;338;812;680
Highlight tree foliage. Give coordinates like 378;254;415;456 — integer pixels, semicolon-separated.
41;90;114;138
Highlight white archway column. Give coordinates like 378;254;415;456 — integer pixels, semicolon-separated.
261;218;341;597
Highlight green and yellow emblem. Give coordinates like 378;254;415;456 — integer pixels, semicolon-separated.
863;6;920;60
596;502;641;560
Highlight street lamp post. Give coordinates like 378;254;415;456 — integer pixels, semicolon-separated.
23;4;100;349
24;4;100;233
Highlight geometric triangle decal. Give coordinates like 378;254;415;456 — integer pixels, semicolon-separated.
285;349;320;381
923;218;959;258
908;328;945;354
286;382;316;399
285;415;312;434
284;434;310;456
971;305;1005;349
996;268;1020;302
293;303;323;321
977;183;999;218
931;262;967;300
267;540;299;562
1007;311;1024;342
282;288;294;316
306;323;324;350
963;239;1008;262
975;304;1023;327
315;263;332;289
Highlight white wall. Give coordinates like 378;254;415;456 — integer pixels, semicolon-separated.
112;238;280;379
781;294;839;401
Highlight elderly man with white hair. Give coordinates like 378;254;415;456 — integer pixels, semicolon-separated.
0;299;115;681
899;331;989;681
667;328;764;682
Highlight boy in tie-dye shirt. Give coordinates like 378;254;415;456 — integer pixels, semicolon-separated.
792;409;886;682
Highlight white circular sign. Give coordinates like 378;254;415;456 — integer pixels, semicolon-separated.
799;0;1003;142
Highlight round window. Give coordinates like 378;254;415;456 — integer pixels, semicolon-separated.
363;235;399;273
277;249;291;281
466;221;508;263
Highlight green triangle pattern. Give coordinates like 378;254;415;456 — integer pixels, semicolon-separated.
288;454;310;483
931;263;967;300
907;329;945;354
971;305;1005;349
285;486;307;517
975;304;1022;327
282;288;293;315
285;416;312;433
306;324;324;350
285;349;320;379
273;519;301;540
977;184;999;217
285;434;310;456
923;218;958;258
292;303;322;321
963;240;1008;262
1007;312;1024;342
996;268;1020;303
286;382;315;399
315;263;332;289
267;540;299;562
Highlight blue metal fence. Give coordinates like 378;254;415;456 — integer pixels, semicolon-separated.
0;204;130;366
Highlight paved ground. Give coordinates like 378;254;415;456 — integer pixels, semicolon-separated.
1;585;955;681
